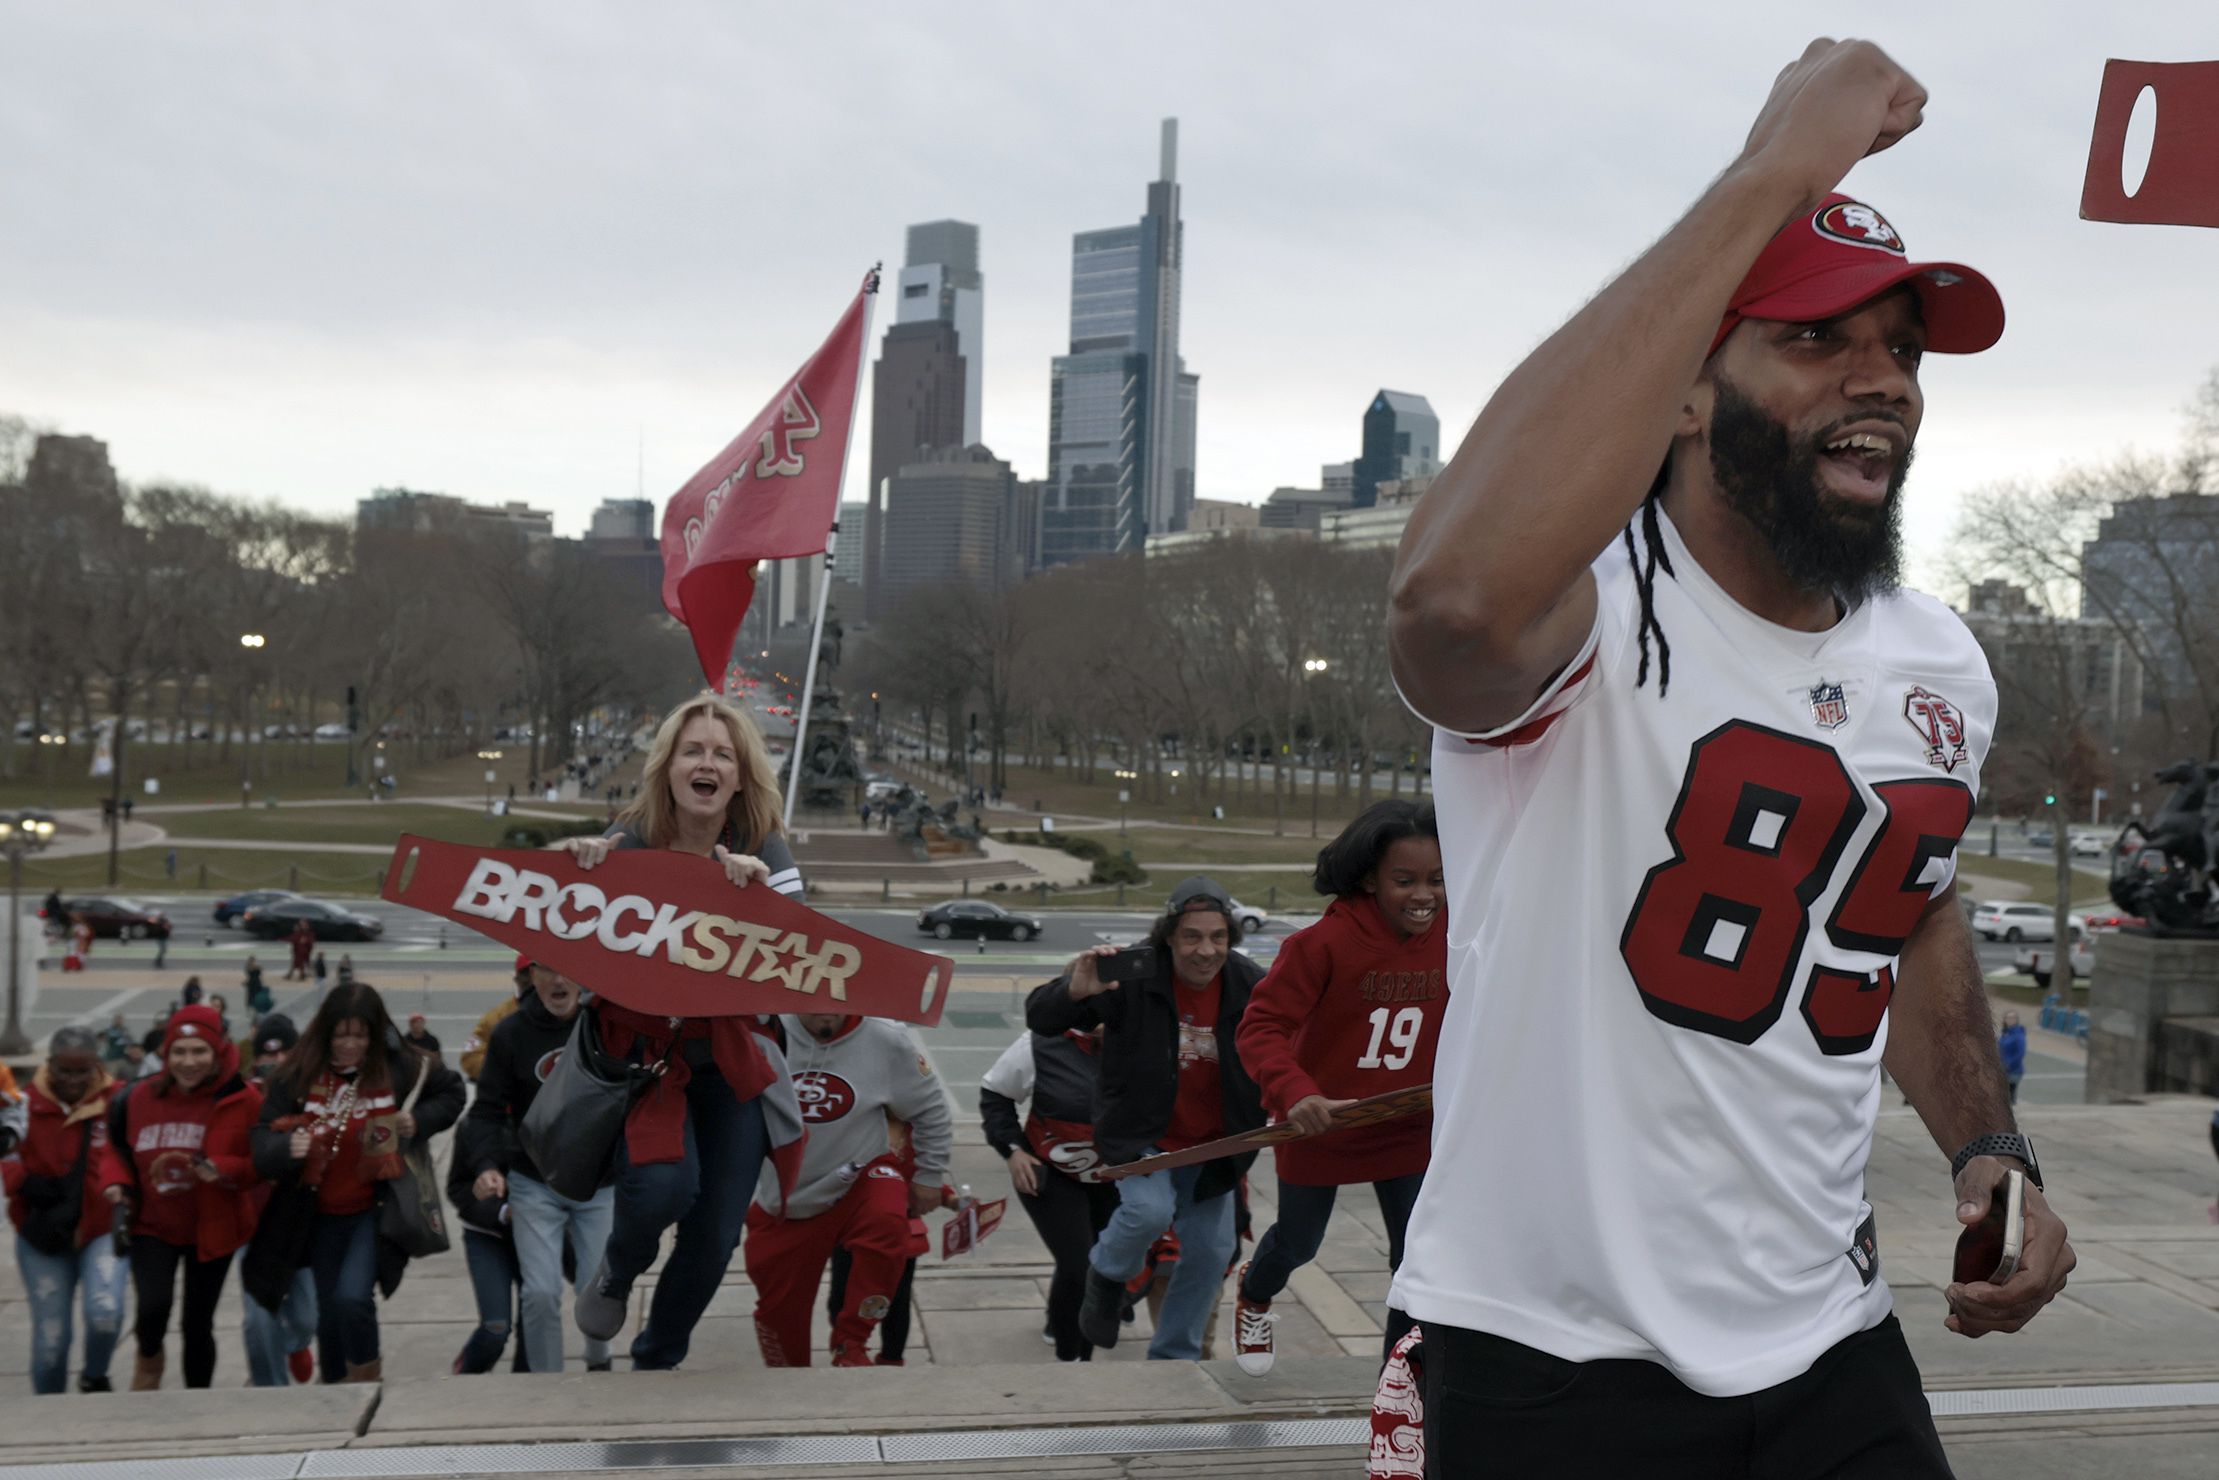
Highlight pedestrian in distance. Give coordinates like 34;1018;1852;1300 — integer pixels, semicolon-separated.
1999;1011;2027;1105
313;951;328;987
1379;38;2071;1476
247;982;464;1383
286;919;315;981
552;694;809;1371
1231;800;1447;1376
744;1012;951;1367
239;1017;317;1387
464;960;616;1373
1026;876;1268;1360
4;1028;129;1394
97;1014;133;1070
979;1024;1118;1361
63;914;90;973
98;1006;264;1390
208;995;232;1039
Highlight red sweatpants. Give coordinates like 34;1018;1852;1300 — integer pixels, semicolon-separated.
744;1167;914;1366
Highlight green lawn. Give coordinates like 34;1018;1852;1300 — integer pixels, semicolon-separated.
157;803;526;848
15;844;392;897
0;743;597;811
888;753;1425;832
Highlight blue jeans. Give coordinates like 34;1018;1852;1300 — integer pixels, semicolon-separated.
16;1233;128;1394
241;1266;318;1387
509;1172;614;1372
455;1229;520;1375
308;1208;379;1382
1089;1163;1238;1361
605;1065;766;1370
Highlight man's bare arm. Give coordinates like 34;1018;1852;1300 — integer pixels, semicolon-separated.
1388;40;1928;733
1885;886;2074;1336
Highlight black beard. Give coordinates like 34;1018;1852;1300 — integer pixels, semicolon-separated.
1706;376;1910;604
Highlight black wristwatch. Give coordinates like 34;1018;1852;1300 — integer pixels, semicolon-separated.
1951;1132;2043;1190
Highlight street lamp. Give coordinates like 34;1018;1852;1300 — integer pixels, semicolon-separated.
477;749;504;813
1114;768;1139;836
1302;658;1330;838
1;809;59;1055
239;633;266;805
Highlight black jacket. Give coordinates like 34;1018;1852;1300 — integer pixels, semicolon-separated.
1025;950;1267;1201
463;994;575;1185
978;1031;1101;1160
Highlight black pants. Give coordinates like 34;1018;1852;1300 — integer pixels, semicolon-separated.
130;1237;235;1389
1420;1314;1951;1479
1242;1172;1423;1360
826;1247;919;1360
1011;1168;1120;1361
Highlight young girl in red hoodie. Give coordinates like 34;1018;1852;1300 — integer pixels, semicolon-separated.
98;1004;264;1389
1232;799;1445;1377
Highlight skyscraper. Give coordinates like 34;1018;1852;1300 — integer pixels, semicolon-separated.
867;222;983;620
896;220;984;445
1041;120;1196;566
1353;391;1442;508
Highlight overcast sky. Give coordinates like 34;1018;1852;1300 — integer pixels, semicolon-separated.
3;1;2213;591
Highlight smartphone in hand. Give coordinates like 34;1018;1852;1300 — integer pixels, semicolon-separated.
1952;1168;2026;1285
1094;945;1156;985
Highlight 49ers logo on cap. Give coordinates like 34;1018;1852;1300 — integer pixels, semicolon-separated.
1812;200;1905;255
792;1070;856;1124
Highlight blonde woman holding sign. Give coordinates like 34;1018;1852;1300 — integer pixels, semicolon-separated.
555;694;807;1371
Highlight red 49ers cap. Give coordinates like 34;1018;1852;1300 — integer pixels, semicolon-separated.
1711;194;2004;357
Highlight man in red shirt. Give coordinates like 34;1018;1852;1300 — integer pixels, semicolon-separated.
1026;877;1267;1360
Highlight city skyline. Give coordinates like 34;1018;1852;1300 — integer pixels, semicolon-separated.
4;3;2217;595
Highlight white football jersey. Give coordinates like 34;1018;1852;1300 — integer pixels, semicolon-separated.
1392;507;1993;1397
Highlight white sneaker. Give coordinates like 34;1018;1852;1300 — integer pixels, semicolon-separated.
1233;1269;1276;1377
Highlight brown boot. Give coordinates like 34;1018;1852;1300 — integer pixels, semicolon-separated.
130;1350;164;1391
342;1358;382;1384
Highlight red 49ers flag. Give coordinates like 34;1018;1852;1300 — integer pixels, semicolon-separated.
661;270;878;688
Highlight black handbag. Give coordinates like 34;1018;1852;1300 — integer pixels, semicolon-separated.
518;1008;672;1202
375;1066;450;1258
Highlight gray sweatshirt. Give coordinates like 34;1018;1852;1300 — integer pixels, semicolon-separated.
755;1014;953;1220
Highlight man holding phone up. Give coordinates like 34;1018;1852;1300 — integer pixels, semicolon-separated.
1026;876;1267;1360
1382;38;2072;1477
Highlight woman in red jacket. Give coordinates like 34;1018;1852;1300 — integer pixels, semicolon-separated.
98;1004;264;1390
1232;800;1445;1377
247;982;465;1384
5;1027;128;1393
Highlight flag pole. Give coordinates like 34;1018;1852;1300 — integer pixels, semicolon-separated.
784;264;880;828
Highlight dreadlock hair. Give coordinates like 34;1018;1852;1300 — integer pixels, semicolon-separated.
1621;461;1678;695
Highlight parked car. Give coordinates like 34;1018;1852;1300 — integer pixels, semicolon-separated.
1970;901;2063;942
2015;930;2093;989
1226;898;1272;933
240;897;384;942
2075;909;2143;933
213;889;301;926
43;896;171;940
2069;833;2110;858
916;900;1044;942
313;722;350;740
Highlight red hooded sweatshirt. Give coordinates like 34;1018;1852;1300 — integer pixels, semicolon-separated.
1235;895;1448;1186
3;1065;121;1250
98;1005;264;1259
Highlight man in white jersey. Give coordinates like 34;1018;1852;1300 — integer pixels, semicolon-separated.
1381;40;2074;1478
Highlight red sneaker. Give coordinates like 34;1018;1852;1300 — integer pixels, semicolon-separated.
830;1342;874;1368
288;1349;315;1385
1232;1264;1276;1377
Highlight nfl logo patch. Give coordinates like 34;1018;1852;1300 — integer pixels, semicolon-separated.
1808;679;1849;731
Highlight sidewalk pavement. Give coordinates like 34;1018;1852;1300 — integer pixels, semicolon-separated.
2;1092;2213;1476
